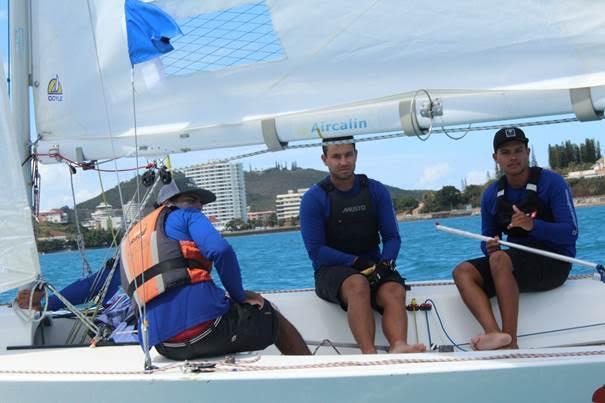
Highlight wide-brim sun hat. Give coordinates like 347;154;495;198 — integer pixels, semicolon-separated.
157;175;216;205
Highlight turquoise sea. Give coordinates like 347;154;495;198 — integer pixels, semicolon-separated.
1;205;604;303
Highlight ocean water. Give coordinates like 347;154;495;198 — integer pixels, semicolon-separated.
1;205;604;303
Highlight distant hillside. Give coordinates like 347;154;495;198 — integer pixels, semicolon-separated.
245;167;426;211
68;168;426;215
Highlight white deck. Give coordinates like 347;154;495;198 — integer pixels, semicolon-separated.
1;277;605;402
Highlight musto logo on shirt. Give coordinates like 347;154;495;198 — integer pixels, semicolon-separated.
47;75;63;102
342;205;367;214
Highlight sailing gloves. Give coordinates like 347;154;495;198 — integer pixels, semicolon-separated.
367;260;396;289
352;257;396;289
352;257;375;271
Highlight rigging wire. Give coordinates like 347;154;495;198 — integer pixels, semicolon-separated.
34;153;153;172
68;164;92;276
129;64;154;371
84;0;128;221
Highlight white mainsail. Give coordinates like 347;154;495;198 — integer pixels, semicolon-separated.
0;62;40;293
32;0;605;162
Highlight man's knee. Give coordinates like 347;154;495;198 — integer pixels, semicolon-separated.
488;251;513;277
488;250;511;267
376;282;405;307
340;274;370;300
452;262;479;285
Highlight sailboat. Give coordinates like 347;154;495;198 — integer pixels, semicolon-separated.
1;1;605;401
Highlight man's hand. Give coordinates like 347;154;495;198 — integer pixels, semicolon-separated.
366;260;395;288
16;288;44;310
508;204;535;232
243;290;264;309
486;236;501;255
352;257;375;271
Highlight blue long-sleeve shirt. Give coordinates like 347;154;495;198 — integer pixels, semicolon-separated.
47;262;120;311
480;169;578;257
143;207;246;347
300;175;401;270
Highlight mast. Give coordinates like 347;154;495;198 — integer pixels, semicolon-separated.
9;0;33;206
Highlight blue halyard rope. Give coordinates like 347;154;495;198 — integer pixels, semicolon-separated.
424;298;605;352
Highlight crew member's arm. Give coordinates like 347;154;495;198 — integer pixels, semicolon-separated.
527;176;578;246
299;189;356;268
184;209;247;303
480;186;501;256
373;183;401;261
18;261;119;311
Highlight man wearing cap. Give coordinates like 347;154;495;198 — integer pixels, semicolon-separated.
300;136;426;354
120;175;310;359
452;127;578;350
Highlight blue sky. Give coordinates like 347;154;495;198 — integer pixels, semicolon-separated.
1;1;603;210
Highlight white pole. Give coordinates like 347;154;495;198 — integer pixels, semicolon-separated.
435;223;603;271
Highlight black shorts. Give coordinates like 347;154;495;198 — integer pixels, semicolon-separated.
314;265;406;313
155;300;278;360
466;249;571;298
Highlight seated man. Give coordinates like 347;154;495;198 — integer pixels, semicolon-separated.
299;136;425;354
452;127;578;350
120;175;310;360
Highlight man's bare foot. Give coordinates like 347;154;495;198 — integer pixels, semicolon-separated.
388;341;427;354
470;332;512;351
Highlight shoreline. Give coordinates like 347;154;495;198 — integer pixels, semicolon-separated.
37;197;605;244
222;198;605;236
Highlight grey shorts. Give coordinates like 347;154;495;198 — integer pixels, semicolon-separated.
314;265;406;313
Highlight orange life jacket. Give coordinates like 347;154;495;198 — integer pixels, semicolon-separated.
120;206;212;306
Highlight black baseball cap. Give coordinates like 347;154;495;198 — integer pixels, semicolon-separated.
157;175;216;205
493;127;528;152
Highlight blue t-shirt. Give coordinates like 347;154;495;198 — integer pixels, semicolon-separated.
480;169;578;257
299;175;401;270
141;208;246;347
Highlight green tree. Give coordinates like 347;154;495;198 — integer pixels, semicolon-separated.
422;186;464;212
393;196;419;212
462;184;483;207
225;218;251;232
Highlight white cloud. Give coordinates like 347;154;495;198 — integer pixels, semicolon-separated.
466;170;489;185
418;162;449;185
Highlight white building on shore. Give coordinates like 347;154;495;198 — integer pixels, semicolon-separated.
275;188;307;221
180;162;247;230
39;209;68;224
567;157;605;179
87;202;123;231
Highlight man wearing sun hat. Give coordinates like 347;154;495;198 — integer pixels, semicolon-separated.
121;174;309;360
452;127;578;351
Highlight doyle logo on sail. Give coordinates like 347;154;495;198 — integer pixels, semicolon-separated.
311;118;368;134
47;75;63;102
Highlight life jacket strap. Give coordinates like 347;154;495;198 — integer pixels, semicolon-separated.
126;256;210;298
319;174;369;193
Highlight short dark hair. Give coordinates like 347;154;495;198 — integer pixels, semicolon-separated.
321;136;356;155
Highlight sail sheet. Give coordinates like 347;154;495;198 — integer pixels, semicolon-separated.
32;0;605;161
0;62;40;294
